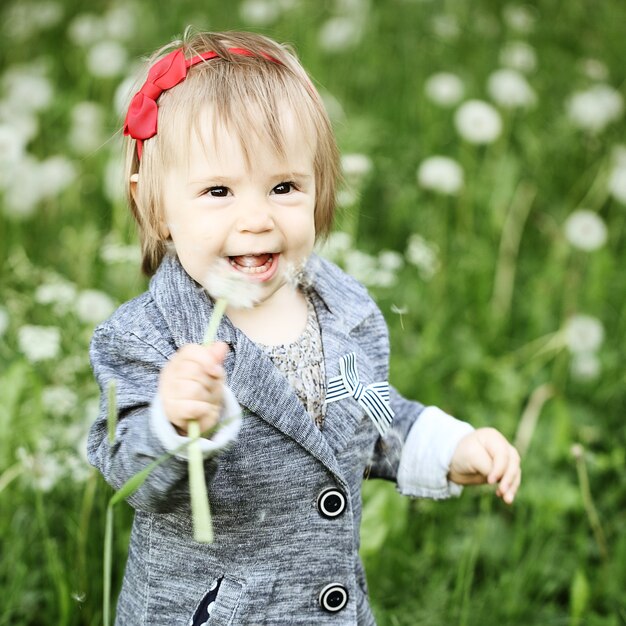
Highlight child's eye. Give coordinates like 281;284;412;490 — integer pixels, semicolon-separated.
272;182;295;195
204;186;229;197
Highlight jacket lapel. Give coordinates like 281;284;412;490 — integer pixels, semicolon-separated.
150;255;364;478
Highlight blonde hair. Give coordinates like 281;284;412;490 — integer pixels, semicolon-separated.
123;30;340;276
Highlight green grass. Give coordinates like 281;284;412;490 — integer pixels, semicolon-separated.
1;0;625;623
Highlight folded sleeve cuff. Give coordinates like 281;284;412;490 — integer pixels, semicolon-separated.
150;385;242;460
397;406;474;499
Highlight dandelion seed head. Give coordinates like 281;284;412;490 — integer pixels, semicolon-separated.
564;314;604;354
454;100;503;144
203;262;264;308
563;210;607;251
570;351;601;382
417;156;464;195
424;72;465;108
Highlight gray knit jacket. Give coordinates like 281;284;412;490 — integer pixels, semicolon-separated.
88;254;471;625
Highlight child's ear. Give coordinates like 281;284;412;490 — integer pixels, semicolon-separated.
129;173;139;203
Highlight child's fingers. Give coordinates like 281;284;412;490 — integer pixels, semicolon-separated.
176;343;227;379
498;465;522;504
496;446;521;503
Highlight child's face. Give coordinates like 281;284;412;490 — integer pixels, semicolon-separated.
160;111;316;307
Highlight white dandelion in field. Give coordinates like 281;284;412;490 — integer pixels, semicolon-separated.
567;84;624;133
344;249;378;284
502;4;536;33
0;99;39;145
454;100;503;144
100;240;141;265
3;1;63;40
570;352;601;382
39;155;77;198
67;13;104;46
405;234;440;280
239;0;281;25
488;69;537;109
317;231;353;263
0;123;26;171
69;101;105;154
318;16;363;52
2;68;53;113
563;315;604;354
424;72;465;108
17;324;61;362
379;250;404;272
104;5;136;40
417;156;464;195
431;14;460;40
35;280;77;314
86;40;128;78
75;289;116;324
341;153;373;182
2;155;43;219
0;306;8;338
563;210;607;251
579;58;609;82
42;386;79;418
499;41;537;73
607;145;626;205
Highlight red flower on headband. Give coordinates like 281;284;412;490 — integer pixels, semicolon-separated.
123;47;282;160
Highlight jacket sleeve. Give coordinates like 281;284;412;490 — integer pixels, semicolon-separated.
87;325;238;513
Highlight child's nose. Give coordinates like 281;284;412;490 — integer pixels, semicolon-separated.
236;200;274;233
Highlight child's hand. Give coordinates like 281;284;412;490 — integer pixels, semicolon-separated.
159;342;228;436
448;428;521;504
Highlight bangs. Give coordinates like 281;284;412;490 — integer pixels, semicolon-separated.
157;59;319;171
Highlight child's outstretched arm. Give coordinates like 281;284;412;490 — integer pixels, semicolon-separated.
447;428;521;504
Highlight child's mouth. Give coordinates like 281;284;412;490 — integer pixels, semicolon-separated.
228;253;278;279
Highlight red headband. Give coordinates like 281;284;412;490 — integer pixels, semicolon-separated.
124;47;281;160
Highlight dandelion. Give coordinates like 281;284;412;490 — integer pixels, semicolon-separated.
1;156;43;218
35;280;77;314
86;40;128;78
0;307;8;338
320;90;345;124
104;6;136;40
317;231;353;263
567;84;624;134
16;447;64;492
318;16;363;52
417;156;464;195
563;210;607;252
0;124;26;171
341;153;373;182
0;100;39;144
42;386;79;418
239;0;281;25
564;315;604;354
75;289;116;325
406;234;440;280
487;69;537;109
570;352;601;382
499;41;537;73
336;188;359;208
454;100;503;144
579;58;609;82
607;146;626;205
17;324;61;362
69;101;105;154
114;75;138;116
2;69;53;113
424;72;465;108
344;249;378;284
502;5;536;33
100;241;142;265
39;156;77;198
379;250;404;272
67;13;104;46
431;15;460;40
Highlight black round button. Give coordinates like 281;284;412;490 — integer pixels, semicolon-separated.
317;488;346;519
319;583;348;612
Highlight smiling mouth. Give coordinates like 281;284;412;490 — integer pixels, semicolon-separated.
228;253;275;275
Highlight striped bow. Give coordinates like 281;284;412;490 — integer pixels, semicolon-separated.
325;353;394;437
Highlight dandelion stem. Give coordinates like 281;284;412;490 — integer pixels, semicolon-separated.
188;421;214;543
514;383;555;457
572;444;609;561
203;298;227;345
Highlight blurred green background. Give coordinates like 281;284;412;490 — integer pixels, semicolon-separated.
1;0;625;624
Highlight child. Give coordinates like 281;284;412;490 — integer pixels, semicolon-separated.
88;30;521;625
